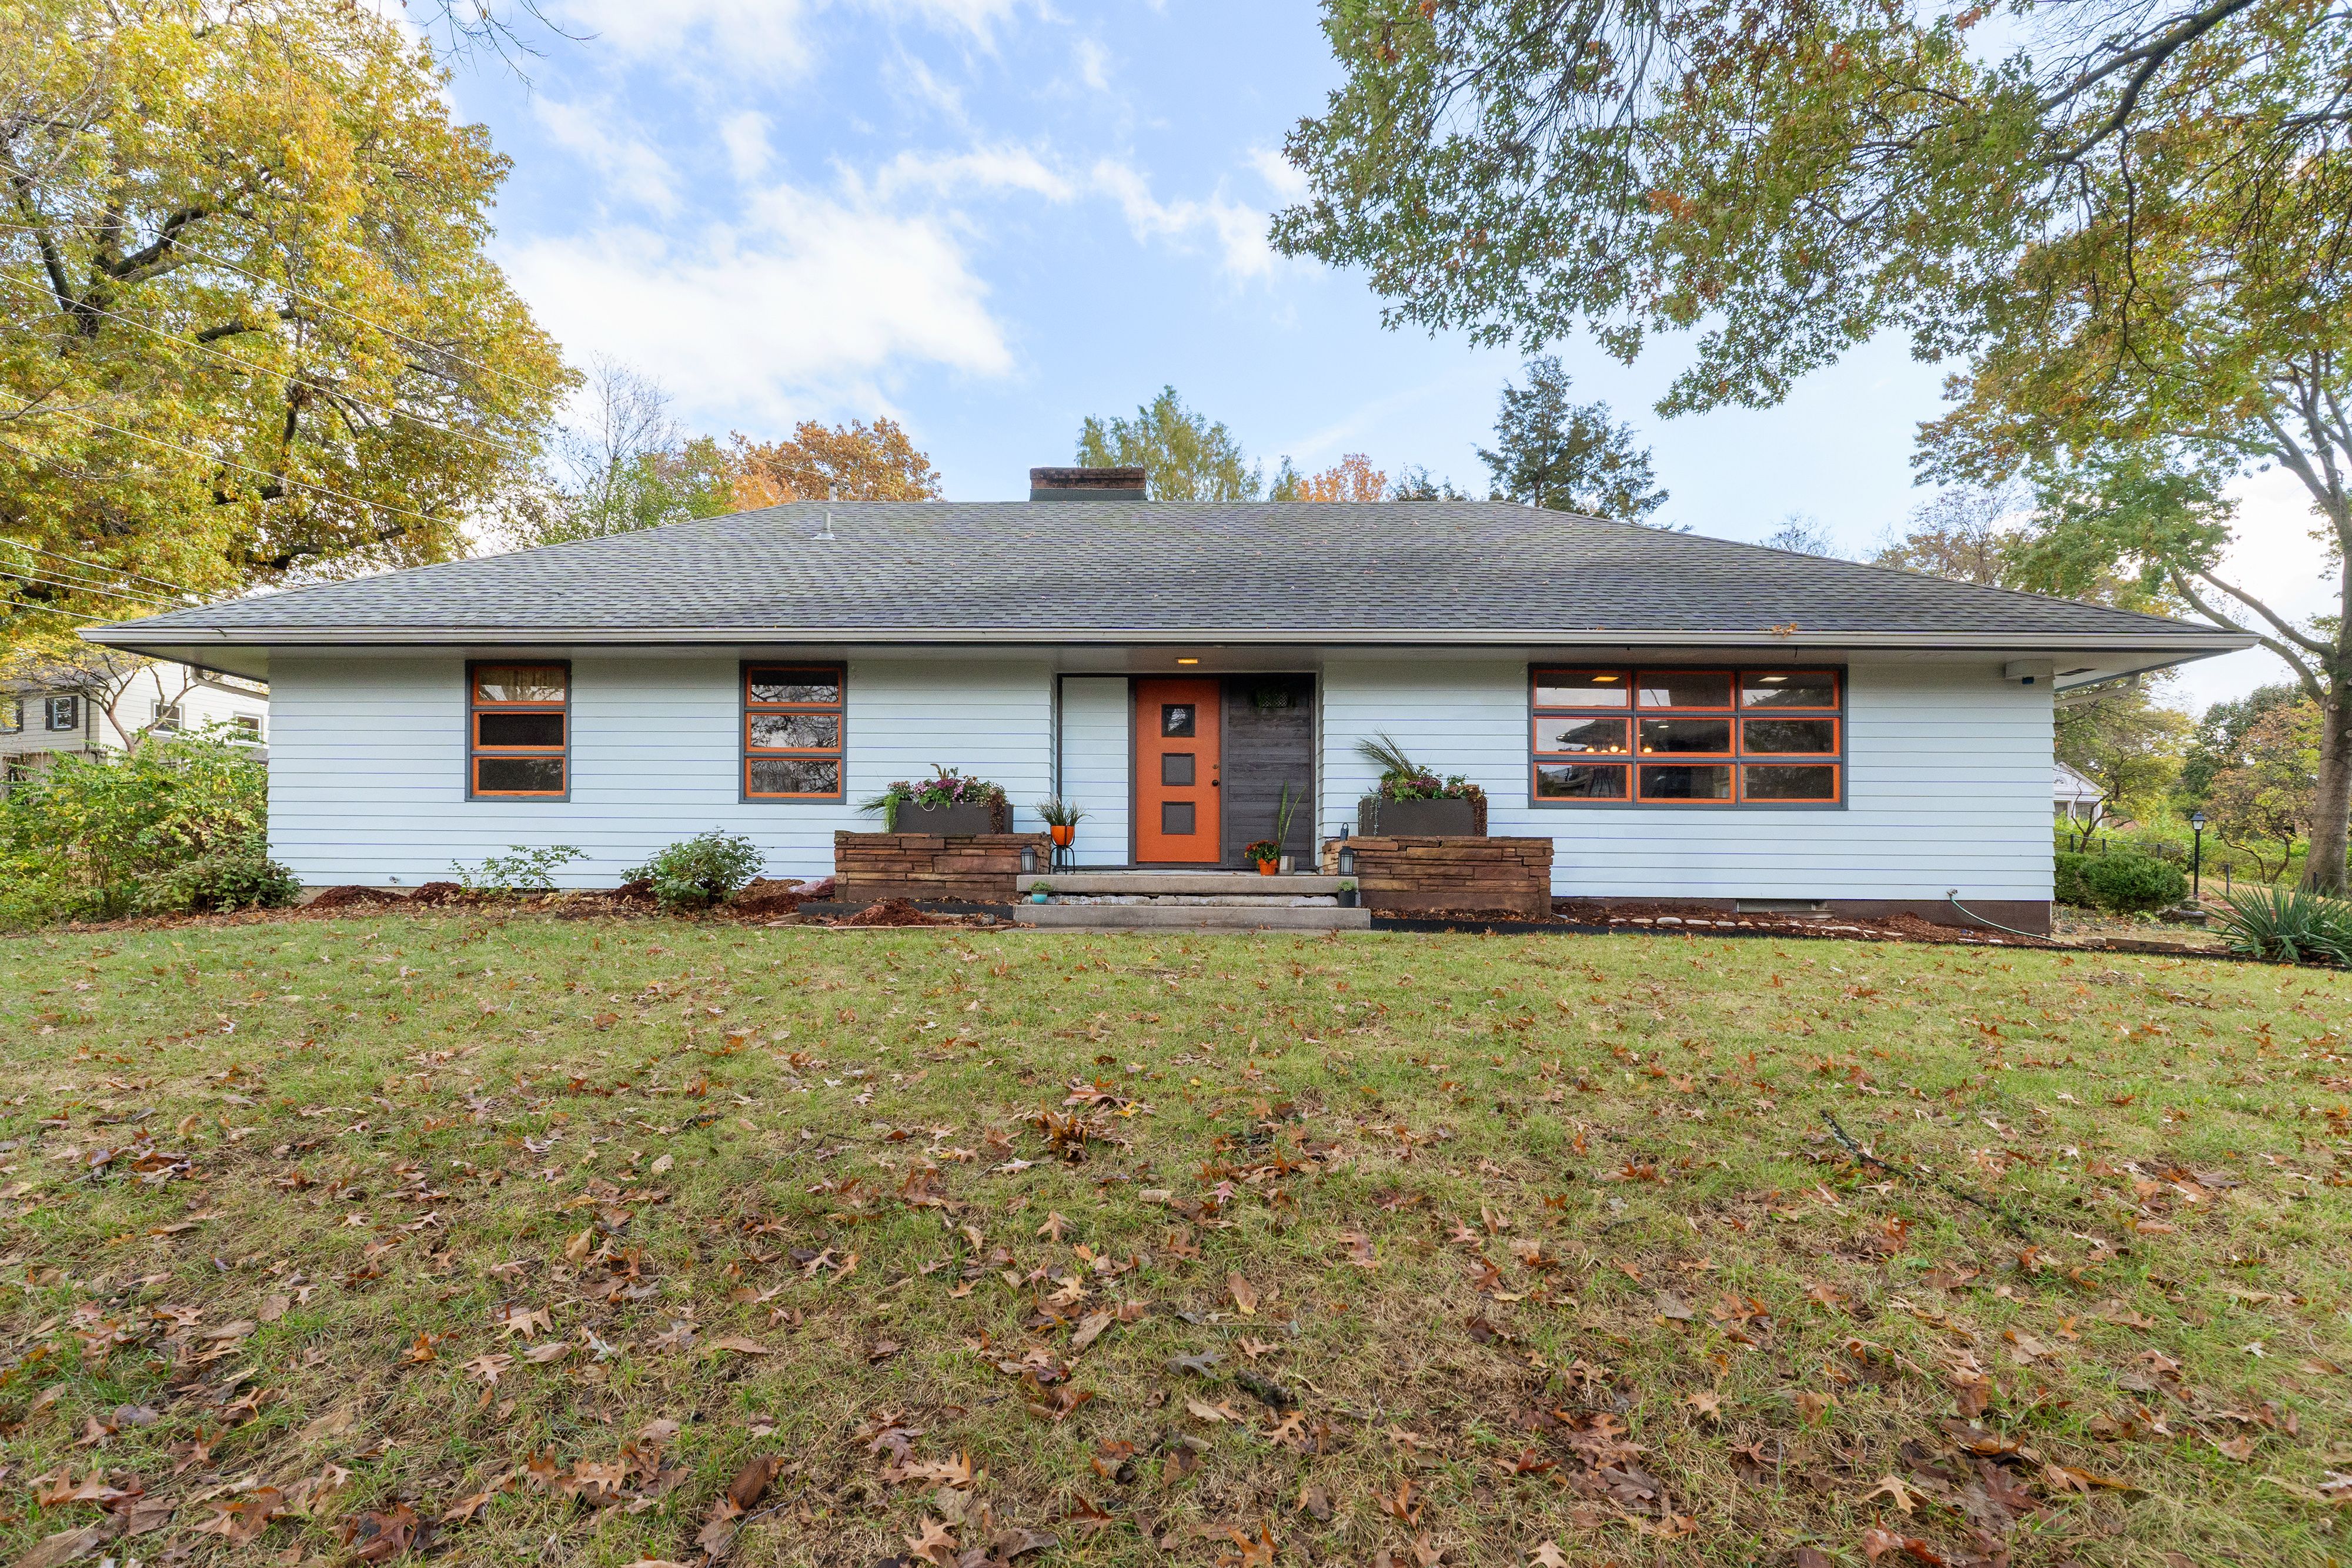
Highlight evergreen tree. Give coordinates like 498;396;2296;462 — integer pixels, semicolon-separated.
1476;358;1666;523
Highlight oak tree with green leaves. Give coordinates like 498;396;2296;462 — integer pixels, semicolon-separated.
1275;0;2352;888
1;0;569;643
1076;386;1260;501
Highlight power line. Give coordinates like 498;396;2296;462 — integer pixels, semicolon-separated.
0;272;546;467
7;400;457;534
5;541;201;598
2;569;183;611
0;214;568;403
0;554;182;605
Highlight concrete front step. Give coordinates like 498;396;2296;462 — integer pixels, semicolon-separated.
1035;871;1341;897
1020;903;1371;931
1048;894;1337;907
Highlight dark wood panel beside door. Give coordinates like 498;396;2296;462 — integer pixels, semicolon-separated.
1220;675;1315;867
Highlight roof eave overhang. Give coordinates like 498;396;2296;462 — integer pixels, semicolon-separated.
81;624;2258;653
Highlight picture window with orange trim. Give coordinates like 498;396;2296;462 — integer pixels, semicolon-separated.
744;663;845;800
469;661;568;798
1531;666;1843;806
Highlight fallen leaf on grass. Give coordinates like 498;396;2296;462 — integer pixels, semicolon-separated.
1070;1310;1116;1353
1655;1292;1694;1322
1297;1483;1332;1522
1796;1390;1838;1421
649;1153;673;1175
12;1518;121;1568
708;1337;776;1356
1863;1474;1925;1514
1228;1273;1258;1316
1859;1527;1948;1564
1683;1390;1723;1419
1186;1397;1244;1423
257;1293;290;1322
1527;1544;1568;1568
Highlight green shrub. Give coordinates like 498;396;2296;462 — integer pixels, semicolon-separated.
451;844;583;894
2053;849;2186;913
0;728;269;927
2213;887;2352;965
626;830;764;910
138;834;302;914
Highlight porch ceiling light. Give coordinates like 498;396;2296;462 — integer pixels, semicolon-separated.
1175;657;1199;665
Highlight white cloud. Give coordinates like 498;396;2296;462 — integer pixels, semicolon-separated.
1088;158;1278;281
719;112;773;182
504;188;1014;432
865;143;1074;203
1073;36;1111;92
530;98;680;216
1247;145;1309;203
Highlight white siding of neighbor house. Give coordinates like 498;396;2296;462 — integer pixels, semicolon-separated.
1319;657;2053;902
268;653;1054;887
1057;677;1131;866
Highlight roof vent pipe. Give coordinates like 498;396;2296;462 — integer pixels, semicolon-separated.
817;482;837;541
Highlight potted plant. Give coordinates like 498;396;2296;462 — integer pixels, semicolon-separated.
1335;879;1358;908
1245;838;1282;875
1030;880;1053;905
1355;734;1486;837
861;765;1009;834
1035;797;1088;864
1271;780;1302;874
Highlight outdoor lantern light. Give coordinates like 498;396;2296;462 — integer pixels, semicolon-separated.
1020;844;1037;874
2188;810;2206;902
1337;842;1356;877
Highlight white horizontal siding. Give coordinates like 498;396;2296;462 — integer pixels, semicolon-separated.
1321;657;2052;901
268;653;1053;887
1057;677;1131;866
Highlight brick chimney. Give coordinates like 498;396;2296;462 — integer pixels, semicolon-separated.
1029;466;1146;501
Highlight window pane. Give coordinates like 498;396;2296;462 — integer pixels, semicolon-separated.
1161;703;1195;737
475;756;564;794
1742;670;1838;708
1161;751;1195;785
1533;669;1631;708
1535;763;1627;800
1743;718;1836;754
1161;800;1197;834
1534;717;1628;754
1743;764;1839;801
747;669;841;705
1638;718;1732;754
478;711;566;748
1638;763;1732;800
748;757;840;795
1637;671;1732;708
747;712;841;750
475;664;566;704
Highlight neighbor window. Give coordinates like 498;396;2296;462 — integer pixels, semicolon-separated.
44;696;78;732
468;661;568;798
231;714;262;740
0;698;18;734
152;700;183;732
743;663;845;800
1532;667;1842;806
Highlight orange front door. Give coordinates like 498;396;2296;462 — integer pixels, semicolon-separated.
1135;678;1221;864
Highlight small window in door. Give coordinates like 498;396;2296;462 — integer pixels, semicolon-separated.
1161;801;1196;835
1161;753;1194;785
1161;703;1195;737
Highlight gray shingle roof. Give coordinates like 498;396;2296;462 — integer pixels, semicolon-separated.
89;501;2241;647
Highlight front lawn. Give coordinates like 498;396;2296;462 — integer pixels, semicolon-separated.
2;913;2348;1567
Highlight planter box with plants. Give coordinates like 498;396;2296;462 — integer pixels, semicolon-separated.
858;766;1011;835
1354;734;1486;837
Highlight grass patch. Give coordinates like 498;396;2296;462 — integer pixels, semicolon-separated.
1;914;2348;1567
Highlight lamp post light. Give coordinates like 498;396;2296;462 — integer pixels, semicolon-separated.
2188;810;2206;903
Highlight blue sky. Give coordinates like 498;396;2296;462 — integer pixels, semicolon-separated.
445;0;2327;711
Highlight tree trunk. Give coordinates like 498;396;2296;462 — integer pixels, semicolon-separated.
2304;687;2352;895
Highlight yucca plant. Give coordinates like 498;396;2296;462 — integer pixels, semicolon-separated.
2212;885;2352;965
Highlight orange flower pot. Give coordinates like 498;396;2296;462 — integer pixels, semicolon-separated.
1255;860;1278;875
1050;825;1074;847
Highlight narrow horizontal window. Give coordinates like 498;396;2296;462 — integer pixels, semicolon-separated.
1535;763;1627;800
1638;670;1732;710
744;663;846;801
1534;717;1628;754
1742;718;1838;754
1740;670;1839;709
1532;669;1631;708
1638;763;1732;801
1638;718;1732;755
469;660;567;799
1742;764;1840;803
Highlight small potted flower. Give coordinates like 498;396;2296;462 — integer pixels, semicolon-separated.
861;765;1009;834
1335;878;1358;908
1355;734;1486;837
1245;838;1282;875
1030;880;1053;905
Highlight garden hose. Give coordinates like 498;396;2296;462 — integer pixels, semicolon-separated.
1945;888;2044;941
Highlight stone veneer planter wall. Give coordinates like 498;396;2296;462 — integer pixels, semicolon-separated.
1322;835;1553;918
834;831;1050;905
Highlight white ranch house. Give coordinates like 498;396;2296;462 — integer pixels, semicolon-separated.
88;467;2248;931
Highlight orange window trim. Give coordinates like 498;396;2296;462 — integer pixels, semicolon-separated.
743;662;846;801
1531;665;1846;807
467;660;569;800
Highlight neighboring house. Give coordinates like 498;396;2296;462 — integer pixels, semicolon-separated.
88;467;2249;930
1;659;269;784
2053;762;2106;825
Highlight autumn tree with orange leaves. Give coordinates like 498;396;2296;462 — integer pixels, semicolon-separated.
729;420;944;507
